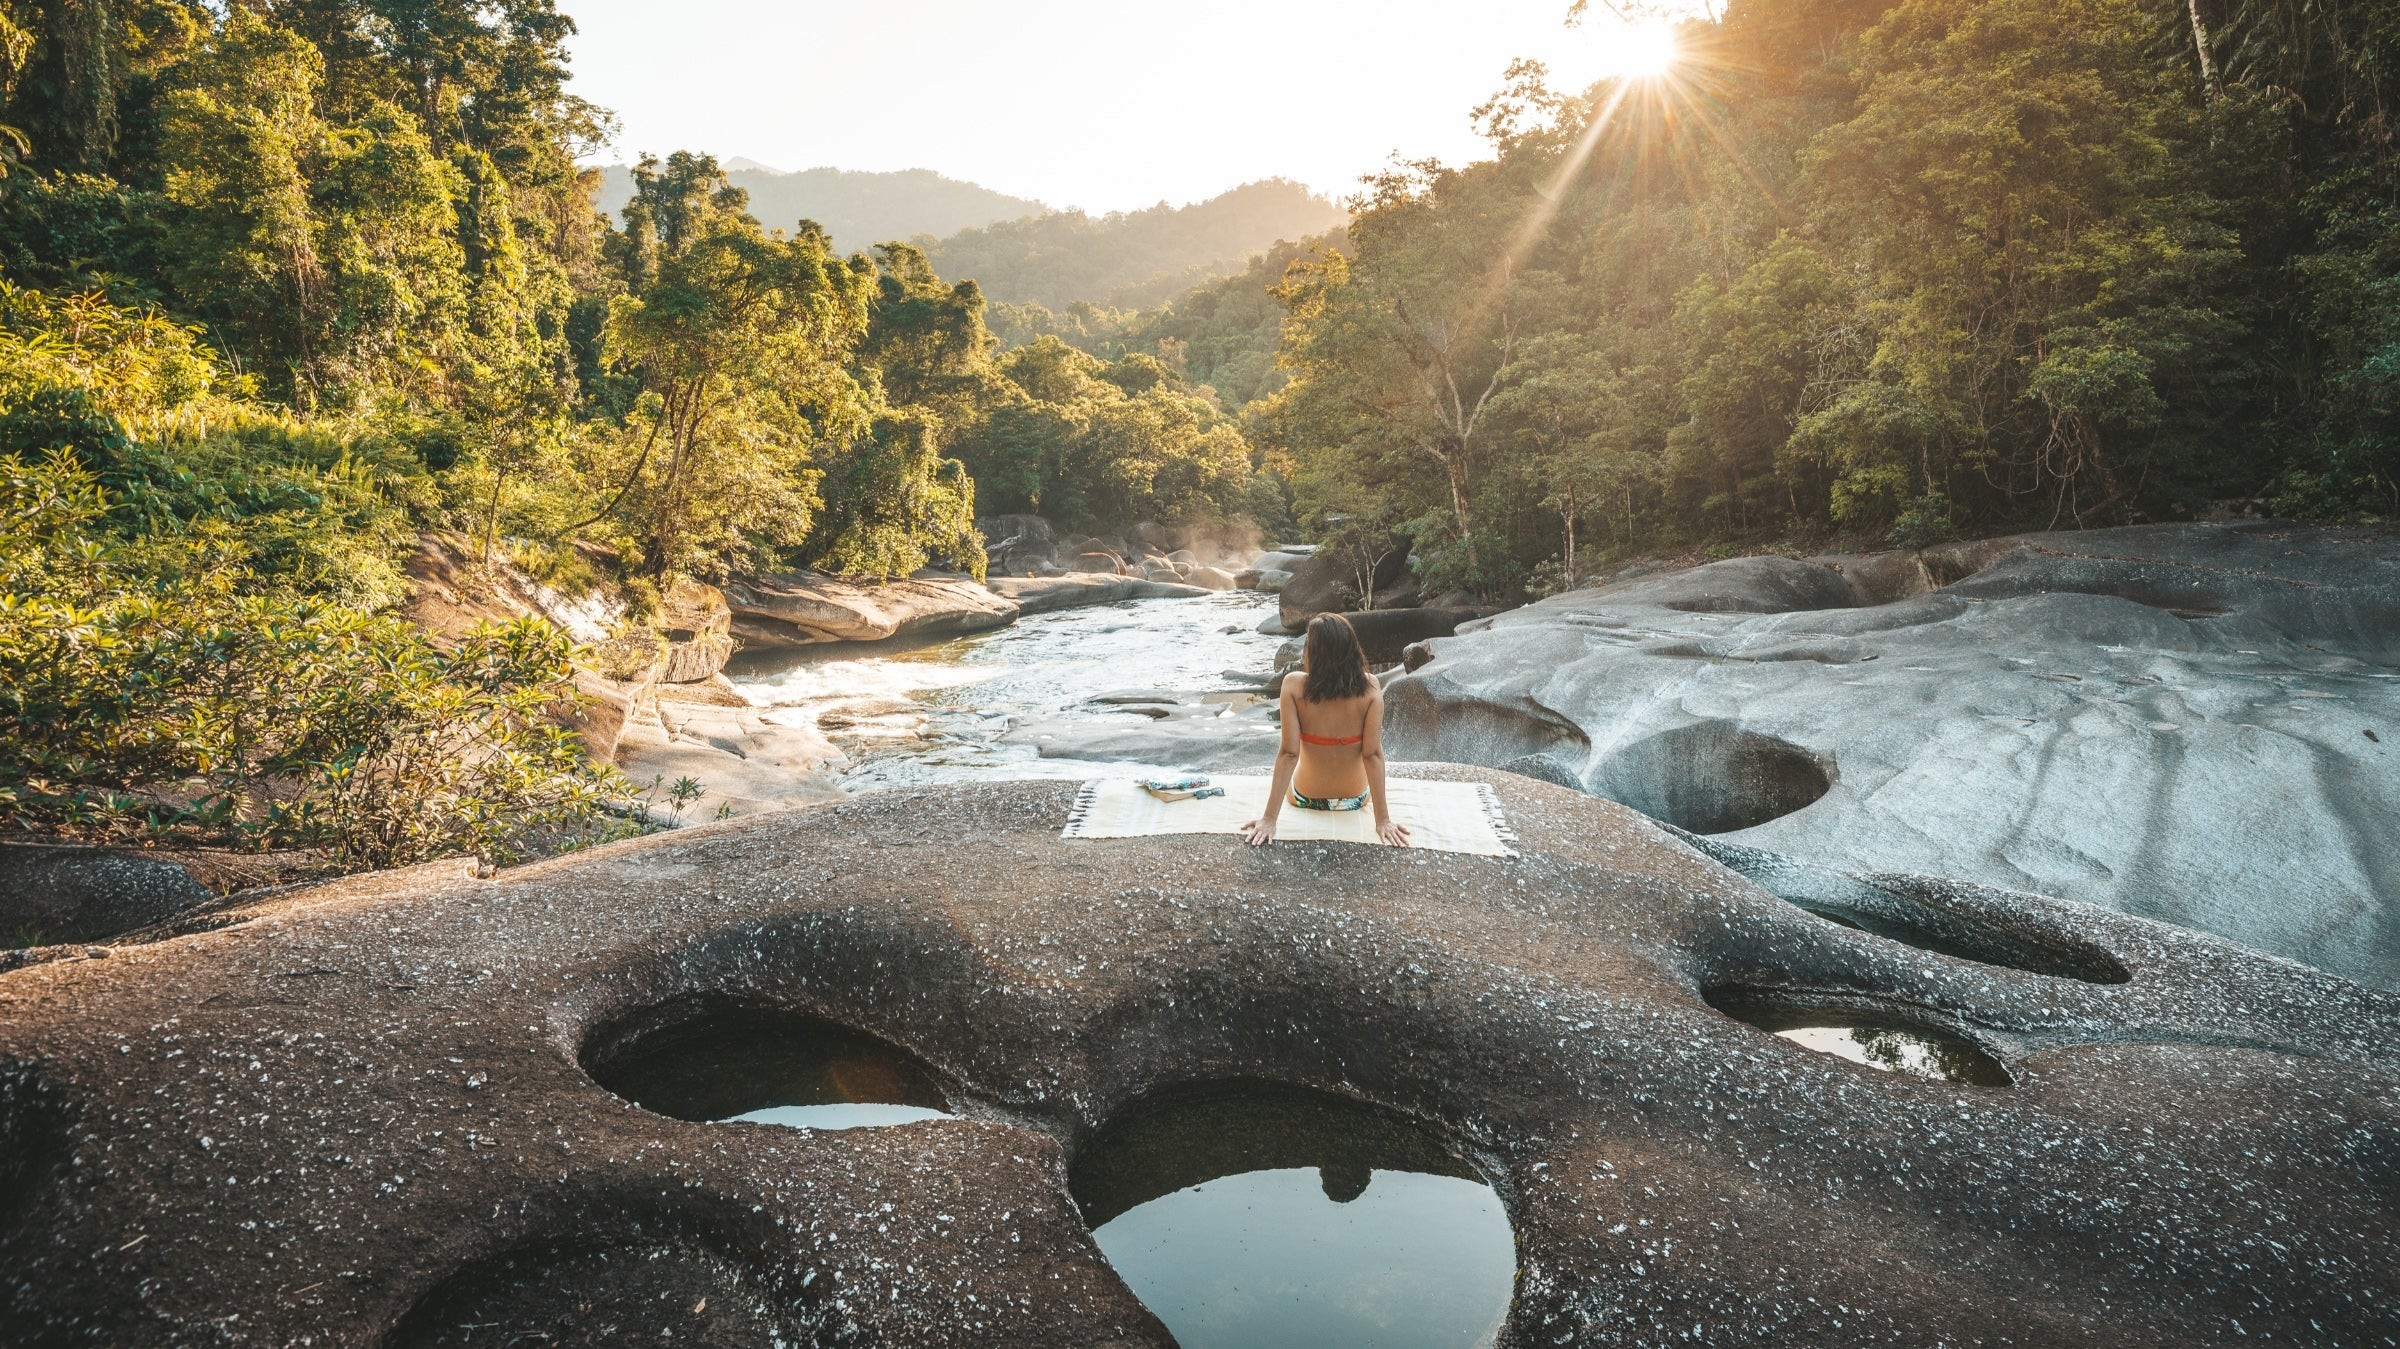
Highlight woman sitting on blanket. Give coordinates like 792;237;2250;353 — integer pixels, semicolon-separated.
1242;613;1412;848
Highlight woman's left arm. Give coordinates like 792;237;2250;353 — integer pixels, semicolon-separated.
1361;686;1410;847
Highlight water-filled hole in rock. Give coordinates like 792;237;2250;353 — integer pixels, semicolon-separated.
1705;992;2013;1087
1589;721;1834;833
1071;1084;1516;1349
581;1001;953;1130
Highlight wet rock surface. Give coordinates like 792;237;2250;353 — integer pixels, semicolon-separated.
1385;523;2400;987
1;770;2396;1345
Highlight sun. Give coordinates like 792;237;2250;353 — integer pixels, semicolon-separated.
1598;19;1682;81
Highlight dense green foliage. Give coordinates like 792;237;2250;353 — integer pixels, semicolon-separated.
8;0;2387;863
1272;0;2400;596
595;163;1046;255
0;294;618;867
924;178;1346;309
946;336;1280;530
0;1;1286;866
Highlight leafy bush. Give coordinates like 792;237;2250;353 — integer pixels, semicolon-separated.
0;453;626;869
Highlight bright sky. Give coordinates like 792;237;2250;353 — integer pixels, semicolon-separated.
562;0;1672;212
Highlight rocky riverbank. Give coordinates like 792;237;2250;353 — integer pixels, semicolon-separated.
2;771;2393;1344
1385;521;2400;987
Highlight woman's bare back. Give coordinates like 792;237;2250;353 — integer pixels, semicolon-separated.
1281;671;1379;799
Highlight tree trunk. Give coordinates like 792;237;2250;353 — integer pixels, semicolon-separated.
2187;0;2224;100
1445;451;1477;576
482;461;503;566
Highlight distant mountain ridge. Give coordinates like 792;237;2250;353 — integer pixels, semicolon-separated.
590;166;1348;310
591;164;1048;255
921;179;1348;310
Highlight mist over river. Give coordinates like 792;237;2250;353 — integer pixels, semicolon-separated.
725;591;1288;792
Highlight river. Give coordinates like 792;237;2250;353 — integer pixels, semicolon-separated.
725;590;1289;792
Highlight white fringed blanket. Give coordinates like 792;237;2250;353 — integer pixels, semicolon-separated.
1061;776;1517;857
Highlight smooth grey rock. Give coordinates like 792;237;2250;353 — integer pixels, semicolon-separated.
1279;542;1413;630
1001;713;1279;771
723;572;1018;647
985;573;1211;615
1089;689;1182;706
1384;522;2400;986
3;774;2397;1344
977;514;1056;576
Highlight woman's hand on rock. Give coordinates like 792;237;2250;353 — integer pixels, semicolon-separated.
1241;817;1277;846
1377;819;1412;847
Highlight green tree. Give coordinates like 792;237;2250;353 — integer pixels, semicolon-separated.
152;11;467;404
1276;158;1549;589
591;153;873;577
805;407;985;580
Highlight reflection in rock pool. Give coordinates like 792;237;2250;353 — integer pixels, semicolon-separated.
581;1004;954;1129
731;1102;950;1130
1714;999;2013;1086
1073;1087;1515;1349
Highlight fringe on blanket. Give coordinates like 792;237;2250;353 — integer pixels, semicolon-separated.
1063;779;1104;837
1473;782;1520;847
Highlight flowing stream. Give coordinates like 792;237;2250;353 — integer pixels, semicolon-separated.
725;590;1288;791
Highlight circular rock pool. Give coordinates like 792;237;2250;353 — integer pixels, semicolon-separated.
1072;1085;1516;1349
582;1003;955;1130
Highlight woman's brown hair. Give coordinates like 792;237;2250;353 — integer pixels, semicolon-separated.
1300;613;1370;703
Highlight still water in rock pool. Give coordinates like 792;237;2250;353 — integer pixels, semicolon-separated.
1772;1021;2011;1085
1072;1089;1517;1349
727;591;1287;790
583;1007;957;1130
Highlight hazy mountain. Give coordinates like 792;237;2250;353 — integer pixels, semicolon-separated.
592;164;1048;254
921;179;1349;310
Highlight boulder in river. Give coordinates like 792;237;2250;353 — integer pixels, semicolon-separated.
723;572;1019;647
1000;710;1281;771
985;574;1212;615
1276;539;1415;631
977;514;1058;576
3;772;2394;1344
1384;522;2400;987
1333;606;1482;665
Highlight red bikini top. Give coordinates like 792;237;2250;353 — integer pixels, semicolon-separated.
1299;730;1363;747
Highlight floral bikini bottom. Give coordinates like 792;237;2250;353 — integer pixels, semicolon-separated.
1289;788;1369;812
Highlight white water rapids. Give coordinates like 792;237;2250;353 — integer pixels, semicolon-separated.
725;590;1288;792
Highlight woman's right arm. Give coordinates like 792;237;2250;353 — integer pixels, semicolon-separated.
1244;680;1302;846
1361;685;1410;847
